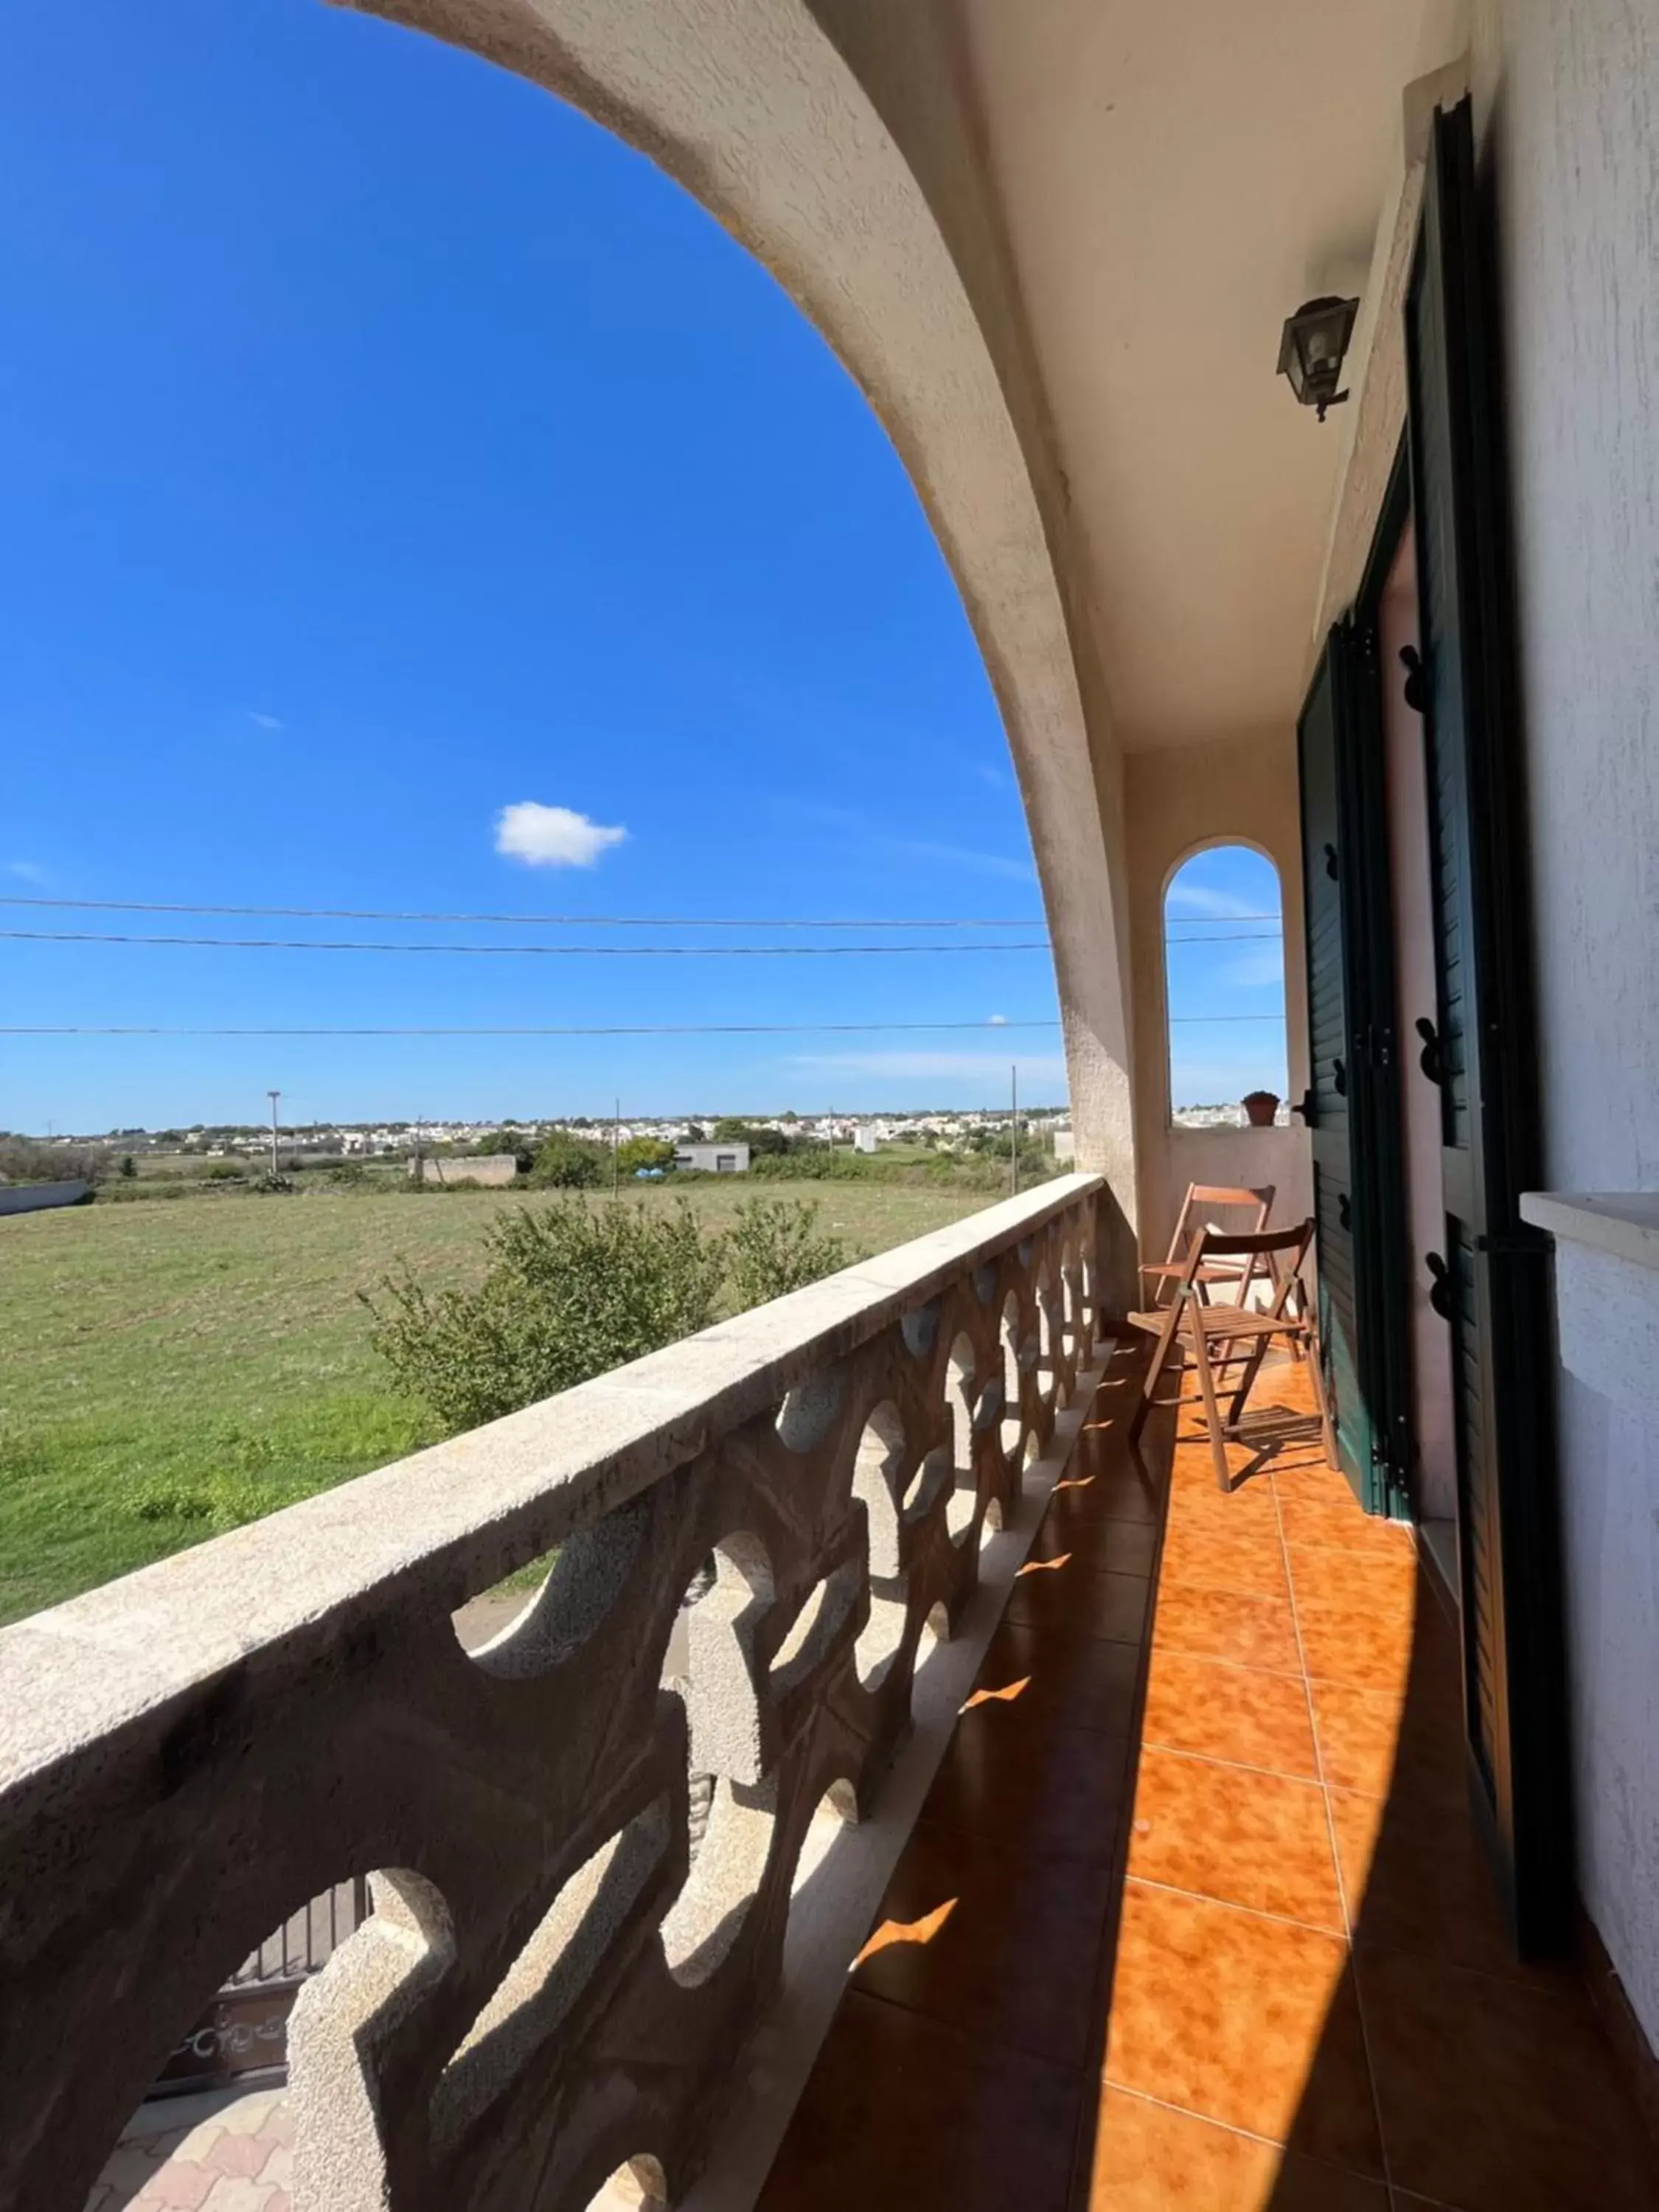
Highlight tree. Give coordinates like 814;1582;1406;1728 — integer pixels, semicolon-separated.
617;1136;675;1175
366;1200;726;1431
474;1128;538;1174
527;1133;605;1189
711;1118;787;1155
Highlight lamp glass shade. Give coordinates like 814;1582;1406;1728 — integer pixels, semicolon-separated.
1277;295;1360;414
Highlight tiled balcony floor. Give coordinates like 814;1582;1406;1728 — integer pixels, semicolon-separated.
758;1345;1658;2211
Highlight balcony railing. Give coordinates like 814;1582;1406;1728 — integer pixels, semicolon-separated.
0;1171;1105;2211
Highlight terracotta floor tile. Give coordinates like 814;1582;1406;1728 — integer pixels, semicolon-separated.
1273;1492;1408;1556
1004;1560;1152;1644
1159;1519;1290;1599
1164;1474;1280;1537
1151;1584;1302;1675
1283;1542;1421;1618
970;1619;1145;1742
1307;1678;1408;1798
1308;1674;1467;1803
1065;1452;1169;1526
1125;1750;1344;1932
1330;1789;1578;1989
1103;1882;1382;2177
1080;2089;1390;2210
1029;1507;1161;1578
922;1696;1131;1867
1166;1440;1281;1499
757;1988;1080;2212
1141;1651;1318;1779
850;1818;1113;2070
1293;1593;1415;1696
1357;1943;1655;2212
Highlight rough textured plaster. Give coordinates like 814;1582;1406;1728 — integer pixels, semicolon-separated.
1123;736;1313;1258
332;0;1137;1246
1312;1;1659;2050
1473;0;1659;2051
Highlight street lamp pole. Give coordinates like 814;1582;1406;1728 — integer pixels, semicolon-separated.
266;1090;281;1180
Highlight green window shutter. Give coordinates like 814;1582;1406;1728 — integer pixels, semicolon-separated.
1297;628;1403;1517
1405;94;1571;1954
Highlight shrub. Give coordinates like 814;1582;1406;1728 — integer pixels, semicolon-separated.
710;1118;788;1155
204;1161;246;1180
748;1147;872;1182
0;1136;114;1185
724;1197;848;1307
527;1133;606;1189
365;1199;726;1432
617;1135;676;1175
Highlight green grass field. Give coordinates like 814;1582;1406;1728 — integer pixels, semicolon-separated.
0;1181;989;1624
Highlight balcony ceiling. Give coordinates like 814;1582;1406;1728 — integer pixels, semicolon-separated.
961;0;1465;751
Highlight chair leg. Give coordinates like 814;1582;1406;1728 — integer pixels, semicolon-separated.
1225;1336;1272;1433
1187;1324;1233;1491
1130;1299;1185;1441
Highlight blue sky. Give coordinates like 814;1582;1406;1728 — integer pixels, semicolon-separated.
1;1;1278;1133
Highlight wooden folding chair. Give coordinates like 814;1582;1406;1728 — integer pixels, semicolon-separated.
1139;1183;1276;1315
1127;1220;1336;1489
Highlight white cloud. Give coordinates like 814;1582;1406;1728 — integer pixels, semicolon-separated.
495;802;627;869
988;1013;1009;1026
4;860;46;883
248;711;283;731
1164;880;1266;919
885;835;1037;884
1221;945;1286;988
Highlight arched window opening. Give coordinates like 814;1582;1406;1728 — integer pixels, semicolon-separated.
1164;847;1287;1127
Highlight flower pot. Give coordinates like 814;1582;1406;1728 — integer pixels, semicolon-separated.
1242;1091;1280;1128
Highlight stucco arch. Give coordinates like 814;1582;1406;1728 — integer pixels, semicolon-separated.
1158;840;1290;1129
335;0;1136;1262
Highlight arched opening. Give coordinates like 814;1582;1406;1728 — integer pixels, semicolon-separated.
1163;844;1288;1127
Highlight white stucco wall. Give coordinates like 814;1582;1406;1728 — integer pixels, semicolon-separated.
1475;0;1659;2047
1123;735;1313;1261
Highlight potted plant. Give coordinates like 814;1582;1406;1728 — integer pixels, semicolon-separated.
1242;1089;1280;1128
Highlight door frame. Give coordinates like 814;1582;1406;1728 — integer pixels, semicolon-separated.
1348;439;1418;1521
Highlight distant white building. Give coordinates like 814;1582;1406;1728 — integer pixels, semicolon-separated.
673;1142;749;1175
852;1126;879;1155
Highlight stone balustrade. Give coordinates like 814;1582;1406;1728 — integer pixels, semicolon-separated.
0;1174;1106;2212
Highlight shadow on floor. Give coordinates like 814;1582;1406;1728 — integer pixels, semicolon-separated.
759;1344;1656;2211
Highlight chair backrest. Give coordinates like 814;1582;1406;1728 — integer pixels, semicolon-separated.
1183;1219;1315;1322
1161;1182;1274;1269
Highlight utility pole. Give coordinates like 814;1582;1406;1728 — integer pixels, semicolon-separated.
613;1096;621;1196
1010;1065;1020;1197
267;1090;281;1179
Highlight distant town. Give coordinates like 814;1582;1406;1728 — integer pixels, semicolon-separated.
4;1100;1263;1175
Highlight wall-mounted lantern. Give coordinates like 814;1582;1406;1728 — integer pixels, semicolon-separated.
1276;295;1360;421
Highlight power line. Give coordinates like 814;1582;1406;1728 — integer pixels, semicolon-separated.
3;1019;1063;1038
1163;932;1281;945
1169;1013;1285;1023
1165;912;1281;925
0;929;1047;958
0;895;1046;931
